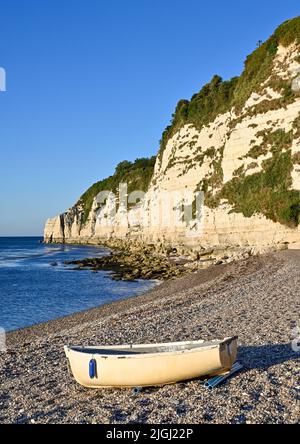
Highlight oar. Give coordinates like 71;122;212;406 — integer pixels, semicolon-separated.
204;361;243;389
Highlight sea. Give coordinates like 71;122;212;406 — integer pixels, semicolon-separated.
0;237;157;332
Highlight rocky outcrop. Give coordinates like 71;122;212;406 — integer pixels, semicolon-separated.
44;18;300;256
44;214;65;243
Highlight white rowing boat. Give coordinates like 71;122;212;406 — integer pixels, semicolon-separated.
64;336;238;388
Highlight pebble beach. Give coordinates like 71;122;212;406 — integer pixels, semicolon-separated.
0;249;299;424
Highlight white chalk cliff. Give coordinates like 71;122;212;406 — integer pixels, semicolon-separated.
44;18;300;253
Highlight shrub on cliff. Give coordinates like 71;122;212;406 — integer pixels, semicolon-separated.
158;16;300;159
77;156;156;223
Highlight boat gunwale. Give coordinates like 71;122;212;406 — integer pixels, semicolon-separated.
64;336;238;360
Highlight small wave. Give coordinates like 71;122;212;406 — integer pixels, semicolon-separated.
0;260;22;268
0;247;64;262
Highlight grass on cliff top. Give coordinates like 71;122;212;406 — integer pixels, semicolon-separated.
158;16;300;160
77;156;156;224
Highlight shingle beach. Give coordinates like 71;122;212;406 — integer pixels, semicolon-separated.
0;250;299;424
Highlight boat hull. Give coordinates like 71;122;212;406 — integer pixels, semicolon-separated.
64;337;238;388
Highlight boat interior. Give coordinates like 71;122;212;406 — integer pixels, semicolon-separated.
69;339;228;355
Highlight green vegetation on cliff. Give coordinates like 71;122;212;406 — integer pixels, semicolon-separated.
77;156;156;223
74;17;300;229
201;124;300;226
157;16;300;227
158;16;300;159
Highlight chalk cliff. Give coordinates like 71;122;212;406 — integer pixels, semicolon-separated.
44;17;300;255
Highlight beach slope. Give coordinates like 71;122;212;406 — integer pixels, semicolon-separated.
0;250;299;424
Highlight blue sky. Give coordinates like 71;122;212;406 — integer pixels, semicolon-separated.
0;0;299;236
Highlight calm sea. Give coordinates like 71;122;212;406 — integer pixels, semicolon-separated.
0;237;157;332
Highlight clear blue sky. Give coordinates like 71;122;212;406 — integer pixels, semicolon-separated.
0;0;299;236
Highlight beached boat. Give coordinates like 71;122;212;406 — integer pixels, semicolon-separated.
64;336;238;388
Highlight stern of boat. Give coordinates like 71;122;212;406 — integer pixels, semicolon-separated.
219;336;238;369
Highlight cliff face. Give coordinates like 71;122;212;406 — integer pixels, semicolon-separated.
44;18;300;253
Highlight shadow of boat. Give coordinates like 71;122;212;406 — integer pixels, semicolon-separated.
237;342;300;370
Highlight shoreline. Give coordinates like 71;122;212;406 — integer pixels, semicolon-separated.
7;260;227;345
1;249;300;424
44;237;275;283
